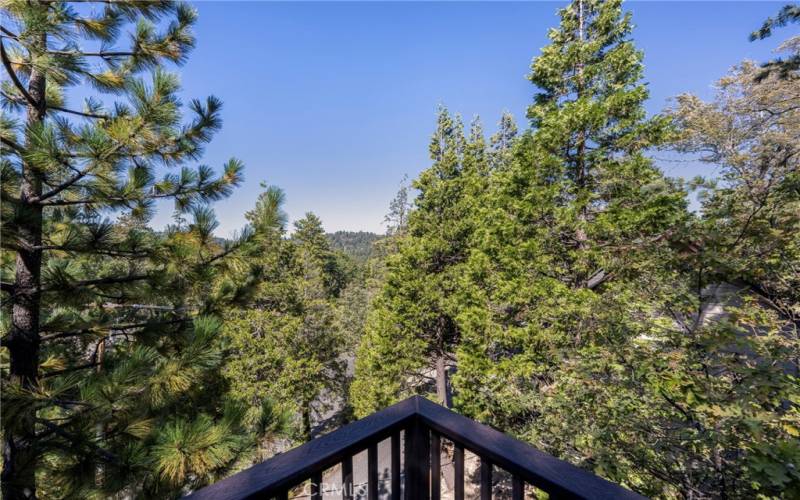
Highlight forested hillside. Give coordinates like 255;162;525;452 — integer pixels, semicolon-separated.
326;231;381;262
1;1;797;499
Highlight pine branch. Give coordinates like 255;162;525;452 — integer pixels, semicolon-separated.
0;38;38;109
38;183;212;206
40;327;102;342
36;419;122;466
66;273;151;288
101;303;186;312
1;136;25;155
204;244;241;265
40;273;151;294
48;104;109;120
30;163;109;205
41;318;187;342
32;123;144;204
41;362;100;378
30;245;149;258
47;49;135;58
0;281;15;293
33;163;101;203
2;91;107;119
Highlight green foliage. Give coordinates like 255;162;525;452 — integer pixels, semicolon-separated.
352;108;508;415
0;1;262;497
326;231;381;263
3;1;797;498
453;0;688;433
749;4;799;80
222;206;352;444
354;1;799;497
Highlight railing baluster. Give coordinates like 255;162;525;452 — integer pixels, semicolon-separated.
311;471;322;500
403;427;411;500
480;458;492;500
512;475;524;500
421;422;431;500
430;432;441;500
342;455;353;500
405;418;430;500
391;432;401;500
368;443;379;500
453;444;464;500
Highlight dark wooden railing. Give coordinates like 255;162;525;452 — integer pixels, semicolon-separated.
184;396;645;500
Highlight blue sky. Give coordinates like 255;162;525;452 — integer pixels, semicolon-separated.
155;1;786;235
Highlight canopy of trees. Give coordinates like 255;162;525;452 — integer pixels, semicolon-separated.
354;1;799;497
1;0;797;498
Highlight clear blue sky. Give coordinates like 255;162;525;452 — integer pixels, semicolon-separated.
156;1;786;235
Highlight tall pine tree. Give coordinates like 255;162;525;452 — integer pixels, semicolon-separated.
453;0;687;464
352;108;495;415
1;1;261;497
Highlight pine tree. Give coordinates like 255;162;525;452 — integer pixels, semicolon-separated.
294;212;350;298
352;108;490;415
453;0;687;467
223;209;349;443
488;111;518;170
383;174;411;237
750;4;799;80
0;1;260;497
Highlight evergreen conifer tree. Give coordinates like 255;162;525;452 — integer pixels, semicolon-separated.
223;208;349;443
750;4;799;80
351;108;491;415
0;1;262;497
453;0;687;454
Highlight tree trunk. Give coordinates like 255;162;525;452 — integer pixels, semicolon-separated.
435;353;452;409
2;37;46;500
434;351;455;490
302;404;312;442
574;0;589;257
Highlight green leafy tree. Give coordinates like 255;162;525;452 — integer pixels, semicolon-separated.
0;1;262;497
651;58;799;496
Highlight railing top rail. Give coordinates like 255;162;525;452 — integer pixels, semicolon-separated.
183;397;416;500
414;396;644;500
183;396;645;500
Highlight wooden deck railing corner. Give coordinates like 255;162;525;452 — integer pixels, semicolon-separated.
184;395;646;500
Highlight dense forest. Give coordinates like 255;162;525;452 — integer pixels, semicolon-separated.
1;0;798;498
326;231;382;263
